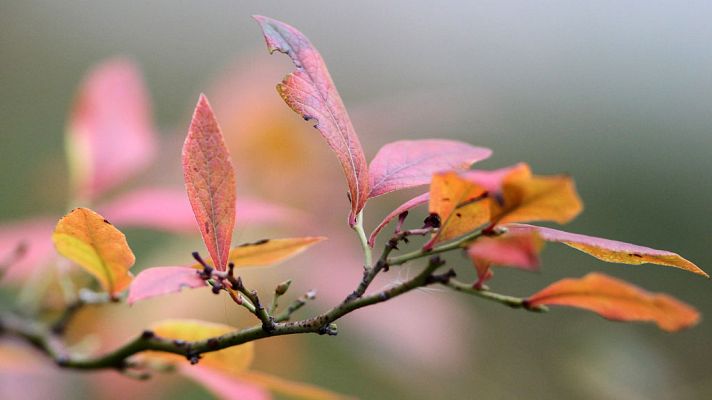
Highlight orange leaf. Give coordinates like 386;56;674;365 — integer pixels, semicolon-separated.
183;95;236;271
191;237;326;269
508;224;708;277
426;171;489;248
527;273;700;332
254;16;370;225
466;163;582;226
493;164;582;225
52;208;134;296
148;319;253;375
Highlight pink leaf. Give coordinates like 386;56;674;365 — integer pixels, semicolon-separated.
100;187;306;233
254;15;370;225
182;95;236;271
467;230;542;284
462;163;526;193
368;192;429;247
127;267;206;305
67;58;157;202
0;218;55;282
178;365;271;400
508;224;708;277
368;139;491;198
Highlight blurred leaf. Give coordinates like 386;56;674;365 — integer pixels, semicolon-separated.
52;208;134;296
368;139;491;198
368;192;429;247
127;267;206;305
426;171;489;248
148;319;253;375
527;273;700;332
241;370;355;400
100;187;302;233
0;218;55;282
183;95;236;271
467;230;542;283
66;58;157;202
178;365;271;400
254;15;370;225
509;224;708;277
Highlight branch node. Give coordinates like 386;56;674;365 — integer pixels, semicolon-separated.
140;330;155;339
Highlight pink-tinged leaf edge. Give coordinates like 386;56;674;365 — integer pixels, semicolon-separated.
254;15;370;226
508;224;708;277
368;192;430;247
182;95;237;271
127;267;207;305
368;139;492;198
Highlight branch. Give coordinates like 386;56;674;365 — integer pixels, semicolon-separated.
445;279;548;312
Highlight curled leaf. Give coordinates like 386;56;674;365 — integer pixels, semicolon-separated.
148;319;253;375
67;58;157;202
254;15;370;225
467;230;543;282
52;208;135;296
127;267;206;305
193;237;327;269
468;163;582;225
368;192;430;247
368;139;491;198
527;273;700;332
426;171;489;248
183;95;236;271
508;224;708;277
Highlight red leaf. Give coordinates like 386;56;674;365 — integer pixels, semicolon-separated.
127;267;206;305
467;230;542;282
67;58;157;202
100;188;302;233
527;273;700;332
368;192;429;247
183;95;236;271
508;224;708;277
254;15;370;225
368;139;491;198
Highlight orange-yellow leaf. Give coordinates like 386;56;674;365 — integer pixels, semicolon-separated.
508;224;708;277
192;237;327;269
148;319;253;375
527;273;700;332
183;95;236;271
52;208;134;296
466;163;582;226
426;171;489;248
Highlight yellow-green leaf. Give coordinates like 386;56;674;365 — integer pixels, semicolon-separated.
52;208;135;296
149;319;253;375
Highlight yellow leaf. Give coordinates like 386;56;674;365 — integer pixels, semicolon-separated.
427;172;489;247
493;164;582;225
193;237;327;269
149;319;253;375
52;208;134;296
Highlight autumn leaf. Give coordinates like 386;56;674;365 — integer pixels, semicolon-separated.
240;371;354;400
192;237;326;269
425;171;489;249
526;273;700;332
52;208;135;296
508;224;708;277
126;267;206;305
147;319;253;375
183;95;236;271
254;15;370;225
368;192;430;247
467;163;582;225
66;58;157;202
467;230;543;283
368;139;491;198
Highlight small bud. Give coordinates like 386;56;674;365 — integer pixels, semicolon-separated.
275;280;292;296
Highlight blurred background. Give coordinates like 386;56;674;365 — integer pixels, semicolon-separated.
1;1;711;399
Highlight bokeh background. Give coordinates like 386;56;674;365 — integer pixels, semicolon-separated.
1;1;711;399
